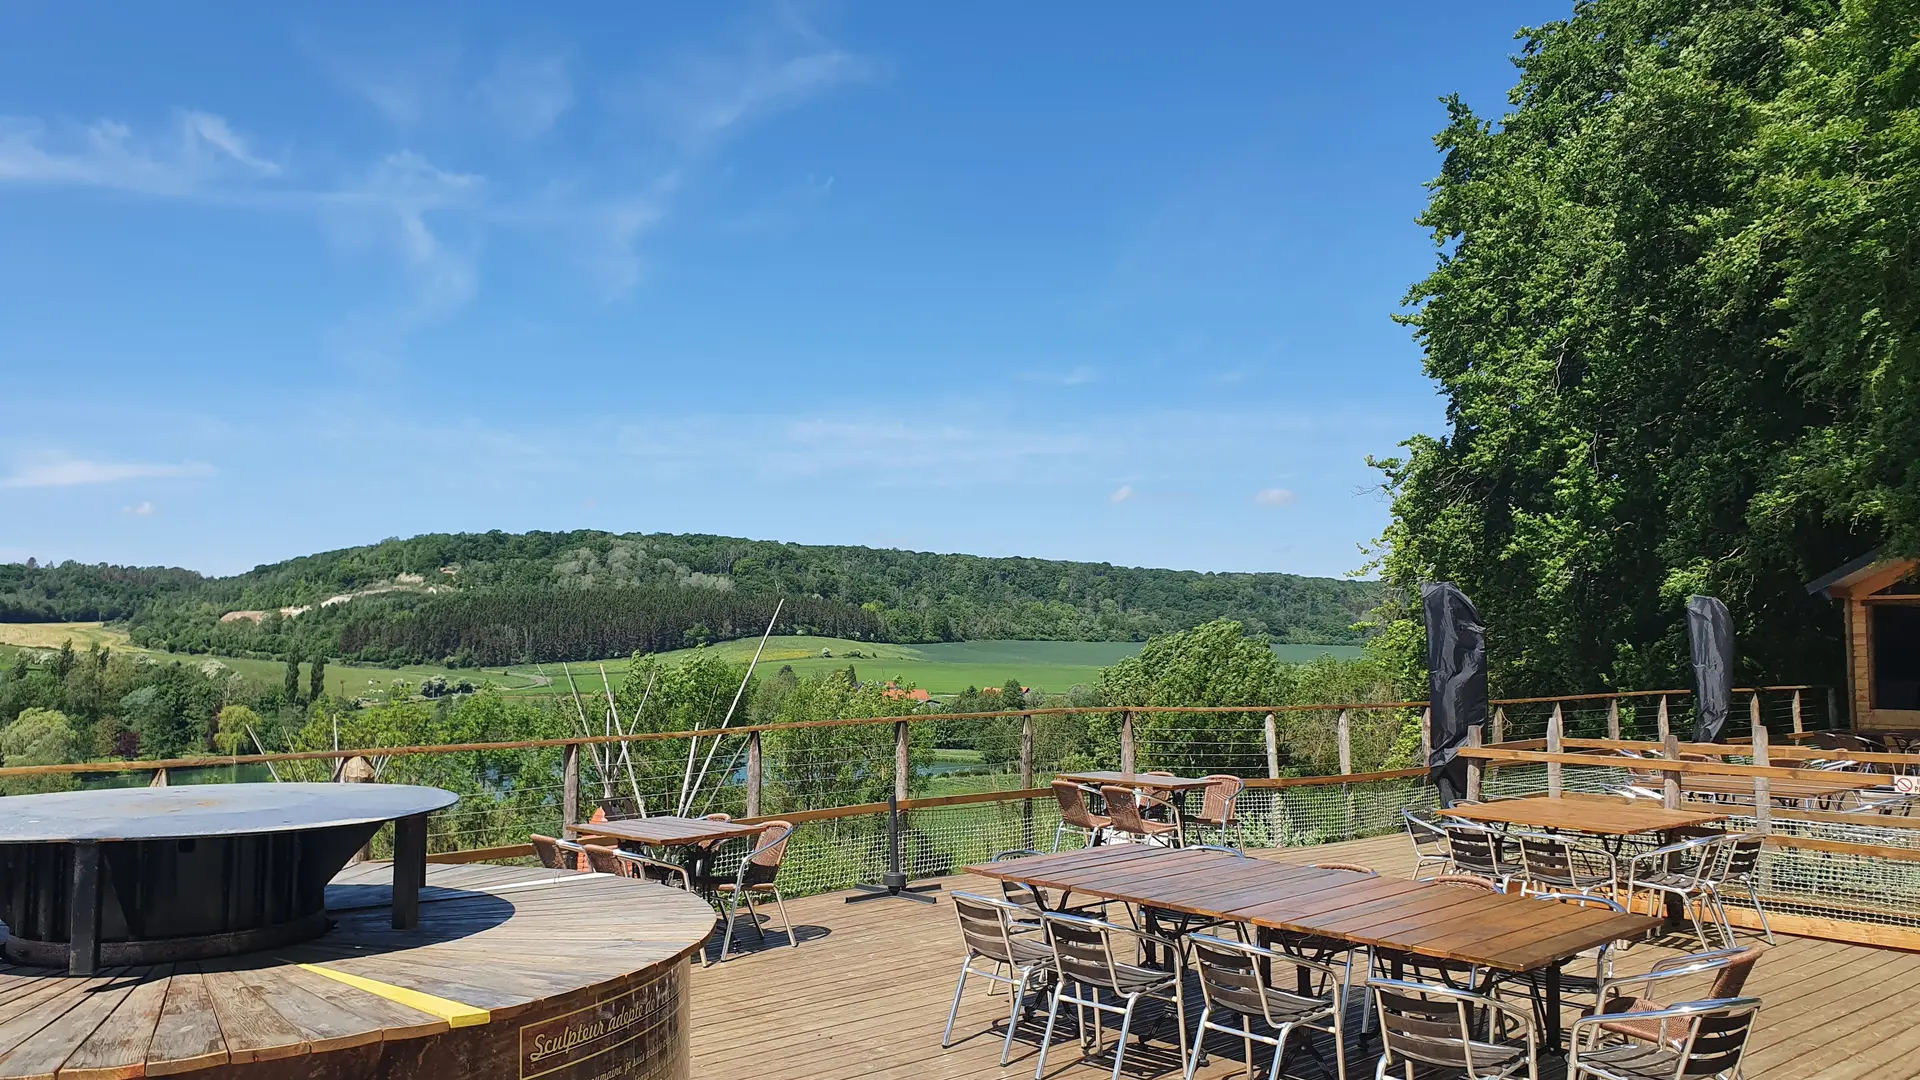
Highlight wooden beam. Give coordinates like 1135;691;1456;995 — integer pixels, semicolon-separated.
1827;558;1919;599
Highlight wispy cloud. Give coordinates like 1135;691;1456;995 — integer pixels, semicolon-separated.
1109;484;1135;504
0;110;280;196
476;52;574;139
1254;487;1297;507
122;501;156;516
3;458;213;488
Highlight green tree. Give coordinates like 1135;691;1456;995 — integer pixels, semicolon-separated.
1094;619;1289;775
1;707;79;794
214;704;262;755
309;654;328;703
283;656;302;704
1371;0;1911;697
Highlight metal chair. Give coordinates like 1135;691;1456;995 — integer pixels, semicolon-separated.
579;842;691;890
1370;875;1506;997
1622;835;1724;949
711;820;799;964
1569;997;1761;1080
1588;947;1762;1048
1051;780;1111;851
530;834;581;871
1102;784;1185;847
1034;911;1188;1080
1368;976;1540;1079
1404;809;1453;880
1505;893;1631;1037
1189;774;1246;850
1183;933;1346;1080
992;849;1107;923
1702;834;1775;945
1443;822;1523;890
1514;832;1620;899
944;892;1056;1066
596;795;643;821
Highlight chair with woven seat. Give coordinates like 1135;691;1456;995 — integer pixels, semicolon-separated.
711;820;799;964
596;795;642;822
1034;910;1188;1080
1189;774;1246;850
1569;997;1761;1080
1405;809;1453;880
530;834;582;871
1588;947;1762;1048
1368;976;1540;1080
1051;780;1111;851
580;842;691;890
1444;822;1523;890
943;892;1056;1066
1622;835;1724;949
1515;832;1620;899
1184;933;1346;1080
1102;784;1184;847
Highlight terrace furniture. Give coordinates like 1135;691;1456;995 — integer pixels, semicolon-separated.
1033;910;1189;1080
1368;976;1541;1080
1515;832;1621;899
1051;779;1112;851
1370;874;1506;998
1588;946;1762;1048
1101;784;1186;847
1405;808;1454;880
596;795;644;821
1568;998;1761;1080
712;819;800;964
1676;771;1879;809
1506;893;1633;1039
1443;822;1525;890
994;848;1108;923
1183;932;1347;1080
1188;773;1247;850
1059;771;1215;843
1311;861;1377;875
974;846;1657;1052
581;842;693;890
1703;834;1775;945
944;892;1057;1066
1442;796;1728;846
573;814;771;898
1622;835;1726;950
531;832;582;871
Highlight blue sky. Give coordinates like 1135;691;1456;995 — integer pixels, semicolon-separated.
0;2;1559;579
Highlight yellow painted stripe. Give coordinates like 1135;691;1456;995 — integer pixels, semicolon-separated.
298;964;491;1028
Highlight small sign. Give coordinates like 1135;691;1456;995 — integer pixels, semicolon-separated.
1894;775;1919;795
520;968;680;1080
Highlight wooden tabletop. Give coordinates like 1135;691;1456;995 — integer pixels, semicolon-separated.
1442;796;1726;835
970;847;1655;974
1057;771;1215;791
1678;774;1880;800
0;862;716;1077
568;816;769;847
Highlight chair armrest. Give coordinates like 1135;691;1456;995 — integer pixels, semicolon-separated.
613;850;692;889
1626;835;1720;863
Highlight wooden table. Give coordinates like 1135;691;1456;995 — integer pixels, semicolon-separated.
972;846;1656;1051
568;816;768;848
1442;796;1727;836
0;861;716;1079
1057;771;1215;841
1671;772;1881;807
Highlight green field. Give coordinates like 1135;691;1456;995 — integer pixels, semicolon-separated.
2;625;1361;703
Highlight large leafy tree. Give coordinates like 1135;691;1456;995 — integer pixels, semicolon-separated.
1374;0;1918;696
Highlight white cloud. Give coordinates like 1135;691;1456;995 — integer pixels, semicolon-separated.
3;458;213;488
1109;484;1135;504
630;20;876;147
476;53;573;139
0;110;279;196
1255;487;1297;507
122;501;156;516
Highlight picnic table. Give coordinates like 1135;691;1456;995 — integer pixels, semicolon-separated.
1056;770;1215;840
1676;772;1881;806
568;815;768;848
1442;795;1726;838
972;845;1656;1051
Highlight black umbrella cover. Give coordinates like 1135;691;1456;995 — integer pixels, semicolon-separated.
1687;595;1736;742
1423;582;1488;806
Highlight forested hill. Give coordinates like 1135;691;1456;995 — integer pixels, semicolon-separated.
2;531;1379;665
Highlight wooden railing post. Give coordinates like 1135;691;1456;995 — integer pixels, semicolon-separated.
1420;708;1432;766
1337;709;1352;775
1791;689;1804;736
562;743;580;830
1607;697;1621;741
1751;723;1772;833
1491;706;1506;745
343;756;377;862
1657;695;1670;742
1264;712;1280;779
894;720;910;805
1547;704;1565;798
1466;724;1484;803
745;730;763;818
1020;713;1036;849
1120;710;1136;775
1661;735;1682;810
1750;692;1763;740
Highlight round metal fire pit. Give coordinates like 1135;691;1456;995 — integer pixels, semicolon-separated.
0;783;455;971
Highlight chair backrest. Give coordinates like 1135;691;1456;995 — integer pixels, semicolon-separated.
581;843;629;877
589;807;608;824
992;849;1048;908
597;796;642;822
695;812;733;851
952;891;1026;966
1429;873;1500;892
1040;911;1138;996
741;821;793;886
530;834;576;871
1189;933;1334;1028
1370;978;1525;1074
1100;785;1151;835
1705;947;1763;999
1717;834;1764;879
1198;774;1243;824
1051;780;1102;830
1516;832;1612;888
1442;823;1507;876
1311;862;1377;876
1671;998;1763;1077
1403;809;1448;854
1188;844;1247;858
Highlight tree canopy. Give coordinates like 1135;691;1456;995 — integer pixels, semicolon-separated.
1374;0;1920;695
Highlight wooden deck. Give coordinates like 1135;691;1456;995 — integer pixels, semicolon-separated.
687;833;1920;1080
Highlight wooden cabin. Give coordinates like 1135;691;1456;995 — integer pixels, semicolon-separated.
1809;554;1920;730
